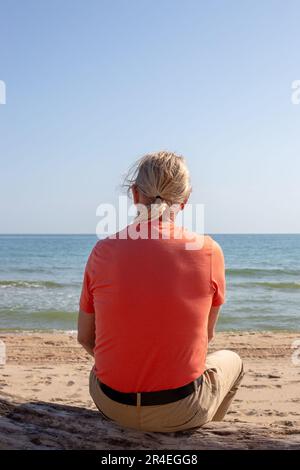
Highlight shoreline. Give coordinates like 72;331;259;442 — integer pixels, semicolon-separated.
1;331;300;449
1;328;299;334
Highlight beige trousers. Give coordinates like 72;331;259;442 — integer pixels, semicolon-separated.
89;349;244;433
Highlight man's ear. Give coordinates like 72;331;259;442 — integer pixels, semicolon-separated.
131;184;140;204
180;189;191;210
180;201;187;210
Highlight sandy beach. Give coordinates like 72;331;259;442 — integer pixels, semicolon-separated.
0;331;300;450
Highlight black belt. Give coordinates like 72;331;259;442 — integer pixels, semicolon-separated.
98;375;203;406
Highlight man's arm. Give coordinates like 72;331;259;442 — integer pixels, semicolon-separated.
77;310;95;357
207;305;222;343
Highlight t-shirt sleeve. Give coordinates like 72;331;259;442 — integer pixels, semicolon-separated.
79;250;95;314
211;240;226;306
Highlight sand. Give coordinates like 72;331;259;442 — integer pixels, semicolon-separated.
0;331;300;449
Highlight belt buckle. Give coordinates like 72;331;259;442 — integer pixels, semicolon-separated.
137;392;141;406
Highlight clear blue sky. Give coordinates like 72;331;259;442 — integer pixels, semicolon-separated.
0;0;299;233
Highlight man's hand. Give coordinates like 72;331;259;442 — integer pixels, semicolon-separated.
208;332;215;344
77;310;95;357
207;305;221;344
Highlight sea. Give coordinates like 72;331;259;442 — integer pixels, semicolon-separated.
0;234;299;332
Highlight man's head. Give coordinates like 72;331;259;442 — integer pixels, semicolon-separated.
124;151;191;222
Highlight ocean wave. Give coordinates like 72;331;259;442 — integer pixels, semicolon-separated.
226;268;300;277
0;280;72;289
0;308;77;320
233;281;300;290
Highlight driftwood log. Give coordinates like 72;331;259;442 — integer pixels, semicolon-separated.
1;394;299;450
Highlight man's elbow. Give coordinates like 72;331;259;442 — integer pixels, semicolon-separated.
77;333;90;347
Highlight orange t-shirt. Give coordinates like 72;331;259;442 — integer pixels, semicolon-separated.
79;219;225;393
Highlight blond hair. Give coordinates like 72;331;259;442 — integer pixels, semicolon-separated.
123;151;191;223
